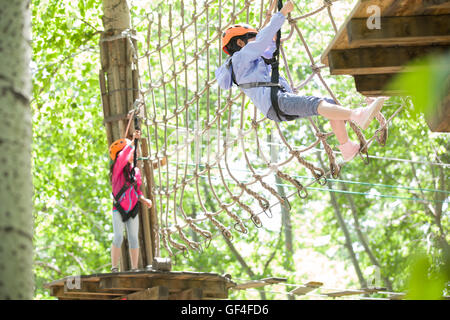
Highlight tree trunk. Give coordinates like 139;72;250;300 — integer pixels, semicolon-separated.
317;155;367;289
201;182;266;299
339;176;393;290
269;134;293;255
269;134;295;300
102;0;131;31
0;0;34;299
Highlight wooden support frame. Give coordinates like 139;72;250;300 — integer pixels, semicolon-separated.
347;15;450;47
169;288;203;300
328;45;450;75
98;276;228;299
45;270;235;300
425;92;450;131
116;286;170;300
353;73;405;96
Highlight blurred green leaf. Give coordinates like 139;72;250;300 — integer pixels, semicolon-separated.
388;53;450;120
406;254;447;300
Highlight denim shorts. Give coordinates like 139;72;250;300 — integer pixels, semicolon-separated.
266;91;337;122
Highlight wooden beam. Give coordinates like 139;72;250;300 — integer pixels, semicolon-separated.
233;280;267;290
51;286;118;300
98;276;229;299
325;287;385;298
347;15;450;47
321;0;399;65
261;277;287;284
169;288;203;300
384;0;450;16
116;286;169;300
325;289;366;297
353;73;407;96
233;277;287;290
425;92;450;132
328;45;450;75
290;281;323;296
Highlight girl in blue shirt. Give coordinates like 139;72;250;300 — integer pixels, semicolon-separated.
215;1;385;162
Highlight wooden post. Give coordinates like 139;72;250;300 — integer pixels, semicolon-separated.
141;138;160;259
99;0;154;270
116;286;169;300
425;92;450;132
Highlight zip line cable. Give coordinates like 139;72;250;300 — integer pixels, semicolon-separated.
147;161;450;196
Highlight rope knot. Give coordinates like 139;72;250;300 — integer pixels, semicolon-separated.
316;132;327;140
311;64;321;74
290;149;300;157
269;163;278;173
323;0;333;7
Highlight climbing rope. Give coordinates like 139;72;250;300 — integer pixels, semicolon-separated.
127;0;402;255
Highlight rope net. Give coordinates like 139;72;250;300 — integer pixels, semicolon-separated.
129;0;398;256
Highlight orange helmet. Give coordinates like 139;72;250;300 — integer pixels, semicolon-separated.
222;24;258;55
109;138;131;161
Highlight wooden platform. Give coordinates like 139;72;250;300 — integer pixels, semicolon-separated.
321;0;450;131
44;270;236;300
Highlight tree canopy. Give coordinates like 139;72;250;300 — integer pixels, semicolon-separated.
31;0;448;300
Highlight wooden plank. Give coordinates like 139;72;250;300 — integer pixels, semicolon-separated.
384;0;450;16
51;286;117;300
425;92;450;132
98;276;229;298
233;278;287;290
63;279;129;296
353;73;406;96
325;289;367;297
328;45;450;75
116;286;170;300
290;281;323;296
169;288;203;300
261;277;287;284
233;280;267;290
321;0;450;65
325;287;384;298
321;0;399;65
347;15;450;47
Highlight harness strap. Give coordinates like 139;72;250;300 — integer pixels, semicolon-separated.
112;181;139;222
229;0;298;121
238;82;282;89
269;0;297;121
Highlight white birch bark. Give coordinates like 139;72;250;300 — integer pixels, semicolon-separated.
0;0;33;299
102;0;131;31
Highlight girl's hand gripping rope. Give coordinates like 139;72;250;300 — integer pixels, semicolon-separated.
280;1;294;17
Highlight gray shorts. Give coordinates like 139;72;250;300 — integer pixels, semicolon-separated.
266;91;337;122
112;211;140;249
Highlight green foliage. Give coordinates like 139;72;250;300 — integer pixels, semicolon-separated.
406;253;448;300
31;0;449;300
388;53;450;120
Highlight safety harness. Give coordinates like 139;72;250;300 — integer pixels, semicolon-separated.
112;177;140;223
229;0;297;122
